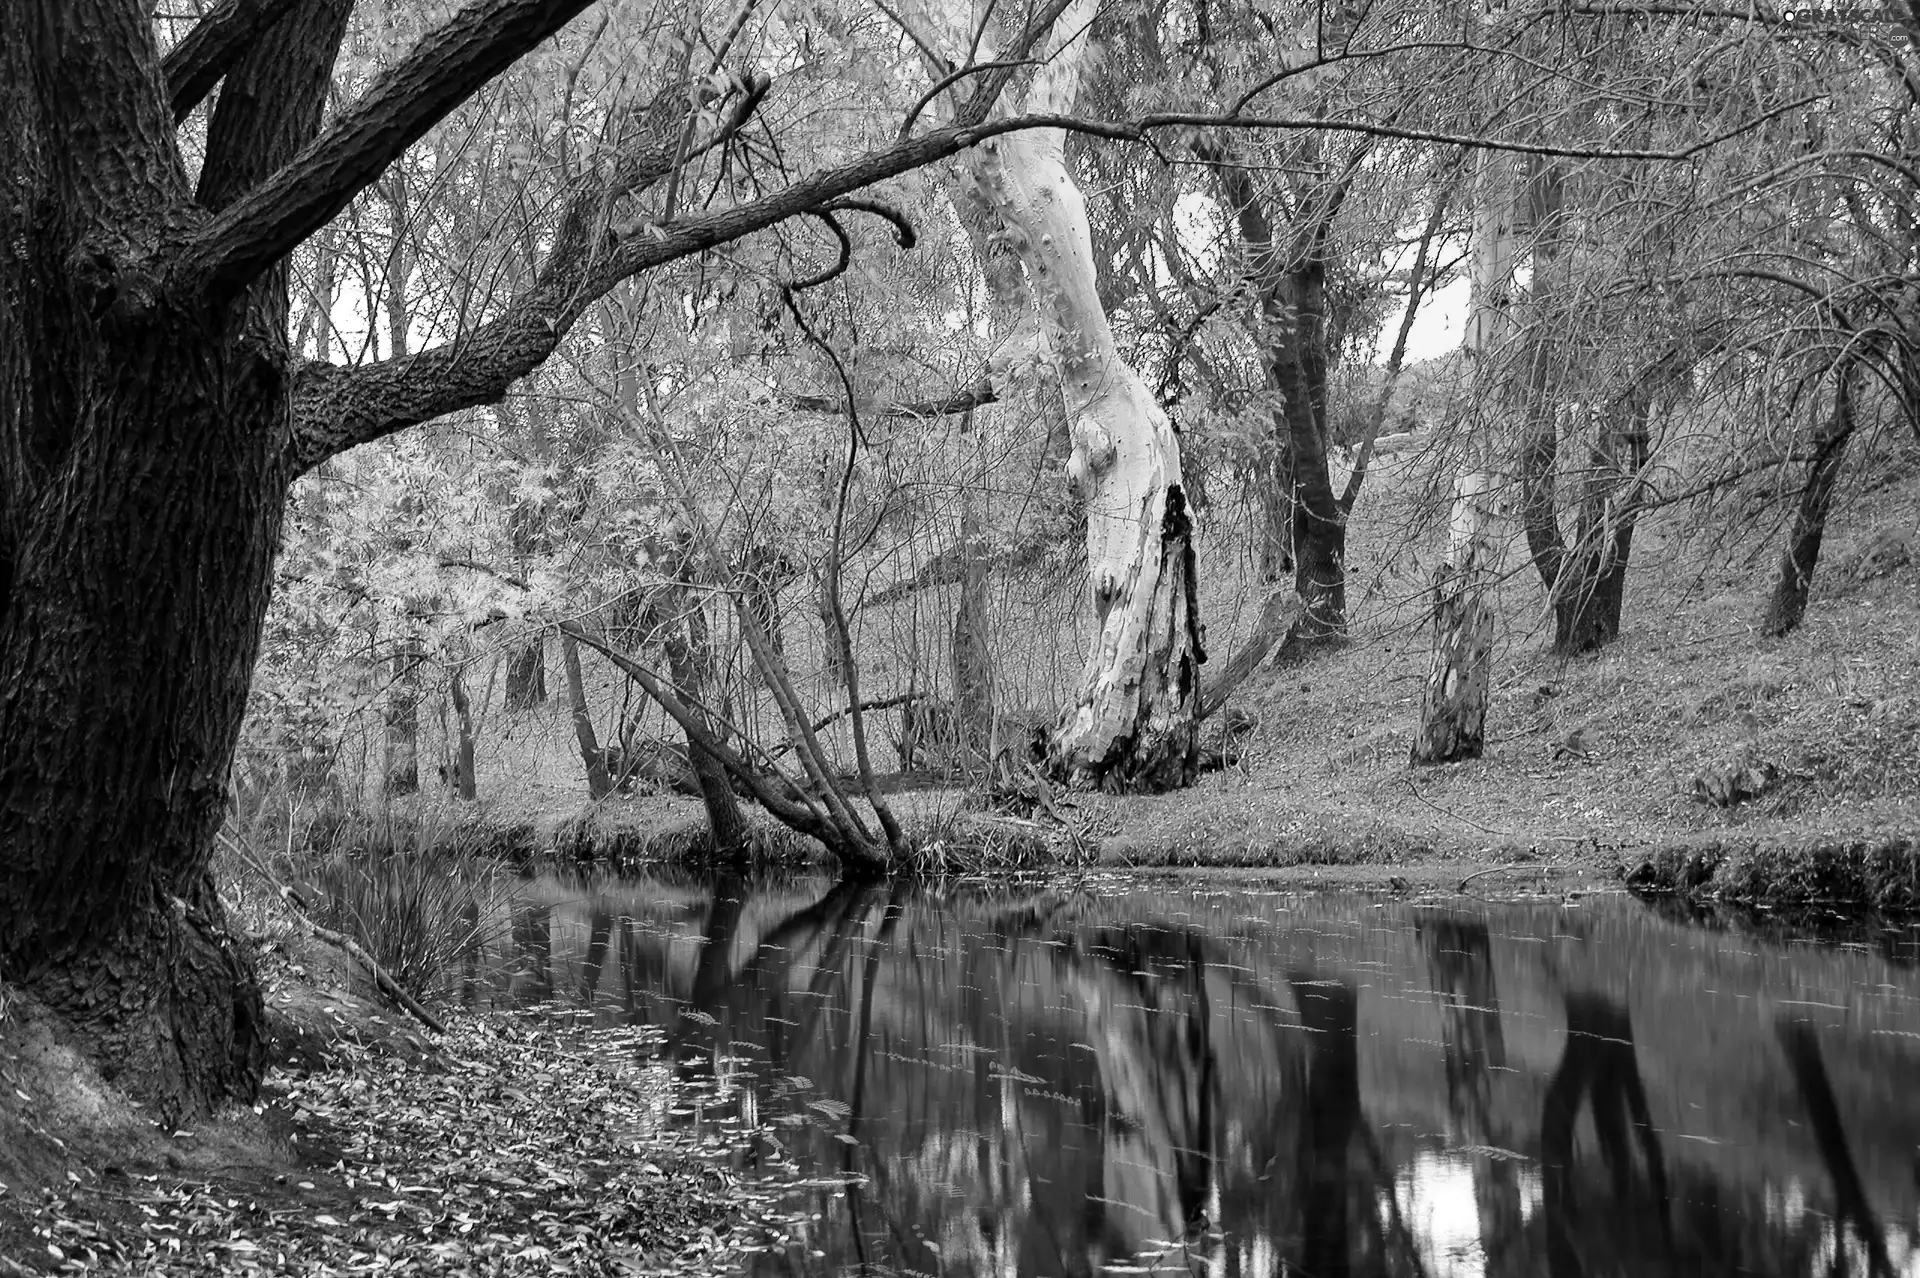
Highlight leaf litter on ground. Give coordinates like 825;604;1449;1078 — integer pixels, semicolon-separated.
10;1013;820;1276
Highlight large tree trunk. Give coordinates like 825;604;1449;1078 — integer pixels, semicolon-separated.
0;0;375;1118
0;319;282;1120
966;0;1202;791
1762;360;1858;637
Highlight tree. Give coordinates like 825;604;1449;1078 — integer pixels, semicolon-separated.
950;0;1205;789
0;0;1094;1118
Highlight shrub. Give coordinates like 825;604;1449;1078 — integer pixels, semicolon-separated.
302;811;518;1001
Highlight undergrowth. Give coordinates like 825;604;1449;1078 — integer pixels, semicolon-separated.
221;806;520;1002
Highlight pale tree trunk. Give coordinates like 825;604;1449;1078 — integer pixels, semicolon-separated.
1413;149;1518;765
962;0;1202;790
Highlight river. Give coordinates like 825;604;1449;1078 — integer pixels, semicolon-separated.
469;871;1920;1276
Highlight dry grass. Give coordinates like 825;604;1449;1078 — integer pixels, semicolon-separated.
1095;439;1920;872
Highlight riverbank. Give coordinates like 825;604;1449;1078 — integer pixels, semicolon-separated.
0;928;756;1276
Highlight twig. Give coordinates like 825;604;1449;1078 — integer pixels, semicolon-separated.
1458;863;1558;892
217;830;449;1036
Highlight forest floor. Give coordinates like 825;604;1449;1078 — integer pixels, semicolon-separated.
0;928;761;1276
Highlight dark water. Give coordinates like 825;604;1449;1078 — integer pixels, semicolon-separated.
479;873;1920;1276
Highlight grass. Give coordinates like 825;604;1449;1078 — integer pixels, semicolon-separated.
220;807;520;1003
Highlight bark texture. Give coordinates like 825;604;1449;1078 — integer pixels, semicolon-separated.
0;1;290;1120
965;0;1202;790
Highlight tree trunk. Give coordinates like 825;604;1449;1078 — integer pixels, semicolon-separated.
0;327;281;1119
1413;147;1518;764
560;632;614;800
1553;393;1652;651
1762;361;1858;637
448;661;479;800
951;417;995;773
1205;138;1355;645
658;586;751;856
1256;439;1296;583
384;628;422;796
966;0;1202;791
0;0;376;1118
1411;553;1496;764
1517;157;1570;599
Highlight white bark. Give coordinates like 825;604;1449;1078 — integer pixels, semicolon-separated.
953;0;1200;786
1412;147;1517;763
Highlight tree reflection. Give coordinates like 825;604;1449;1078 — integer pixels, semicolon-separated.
1776;1021;1895;1278
509;901;553;1003
1540;992;1671;1276
1421;917;1521;1277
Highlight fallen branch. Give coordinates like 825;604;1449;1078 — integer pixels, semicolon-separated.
217;830;449;1036
1457;863;1558;893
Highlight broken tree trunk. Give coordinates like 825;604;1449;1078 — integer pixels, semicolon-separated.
963;0;1203;791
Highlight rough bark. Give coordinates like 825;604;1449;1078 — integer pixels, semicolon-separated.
964;0;1202;790
0;1;297;1122
1762;361;1858;637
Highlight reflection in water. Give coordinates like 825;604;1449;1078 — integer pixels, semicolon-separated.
486;878;1920;1277
1539;993;1670;1275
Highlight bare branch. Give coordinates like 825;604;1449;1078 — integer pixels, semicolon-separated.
785;378;998;417
175;0;598;299
285;71;1808;470
163;0;303;123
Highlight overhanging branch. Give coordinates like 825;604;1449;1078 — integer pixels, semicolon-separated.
175;0;598;299
287;76;1807;470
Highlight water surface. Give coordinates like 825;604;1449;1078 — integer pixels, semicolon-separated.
479;873;1920;1276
